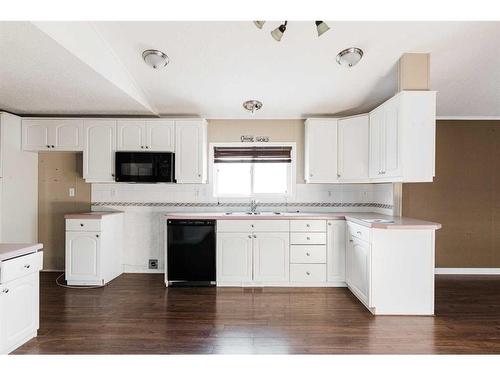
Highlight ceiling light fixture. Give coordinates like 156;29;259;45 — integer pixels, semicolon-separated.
243;100;263;114
253;21;266;29
315;21;330;37
142;49;169;69
255;21;330;41
271;22;288;42
336;47;364;68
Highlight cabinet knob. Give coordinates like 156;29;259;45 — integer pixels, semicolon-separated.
306;272;310;276
357;231;362;235
349;239;353;243
198;174;201;177
112;174;115;177
80;223;84;227
46;145;50;148
51;145;55;148
251;224;254;228
2;288;8;294
306;237;310;240
248;235;252;239
328;222;332;226
337;173;341;178
96;234;99;238
141;146;144;149
309;173;313;177
306;252;310;256
306;224;310;227
24;264;31;269
253;234;257;238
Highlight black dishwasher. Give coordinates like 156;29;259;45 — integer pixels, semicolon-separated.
167;220;216;286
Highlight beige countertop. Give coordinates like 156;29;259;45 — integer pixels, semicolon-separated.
0;243;43;262
64;211;124;220
164;212;441;230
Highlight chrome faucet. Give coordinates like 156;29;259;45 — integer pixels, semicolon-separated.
250;199;259;213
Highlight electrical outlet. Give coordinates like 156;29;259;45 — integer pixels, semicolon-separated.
148;259;158;270
69;188;75;197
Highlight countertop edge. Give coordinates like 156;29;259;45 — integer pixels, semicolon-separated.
64;211;124;219
0;243;44;262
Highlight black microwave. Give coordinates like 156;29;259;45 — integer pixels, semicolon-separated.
115;152;175;183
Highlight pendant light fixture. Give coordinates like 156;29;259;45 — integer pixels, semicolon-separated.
254;21;330;41
271;21;287;42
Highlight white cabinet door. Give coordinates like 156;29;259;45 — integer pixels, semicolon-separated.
216;232;253;283
0;273;38;354
346;236;370;306
338;115;369;181
22;120;51;151
253;232;290;283
146;120;175;151
52;119;83;150
382;99;401;177
369;109;384;178
304;119;338;183
83;120;116;182
65;231;101;282
175;120;207;183
326;220;345;283
117;120;146;151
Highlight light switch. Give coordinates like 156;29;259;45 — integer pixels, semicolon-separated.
69;188;75;197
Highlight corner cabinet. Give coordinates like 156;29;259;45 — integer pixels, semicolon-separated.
175;120;207;183
369;91;436;182
83;120;116;183
22;119;83;151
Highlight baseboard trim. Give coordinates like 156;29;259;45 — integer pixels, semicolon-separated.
41;269;64;272
435;268;500;275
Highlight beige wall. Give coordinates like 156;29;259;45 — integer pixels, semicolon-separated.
208;119;305;183
38;152;91;270
403;120;500;268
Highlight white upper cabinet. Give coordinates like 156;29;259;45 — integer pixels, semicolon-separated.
117;120;146;151
369;91;436;182
337;115;369;182
146;120;175;151
83;120;116;183
22;119;83;151
304;119;338;183
117;119;175;151
175;120;207;183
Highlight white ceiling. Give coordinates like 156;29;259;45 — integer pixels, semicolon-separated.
1;21;499;118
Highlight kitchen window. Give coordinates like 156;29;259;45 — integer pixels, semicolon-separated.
212;144;294;198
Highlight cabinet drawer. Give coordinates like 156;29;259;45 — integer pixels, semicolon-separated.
290;232;326;245
290;264;327;283
217;220;289;233
290;220;326;232
66;219;101;232
290;245;326;264
0;251;43;284
347;221;371;242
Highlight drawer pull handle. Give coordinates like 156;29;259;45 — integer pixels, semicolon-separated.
306;252;310;256
2;288;8;294
306;272;310;276
24;264;31;269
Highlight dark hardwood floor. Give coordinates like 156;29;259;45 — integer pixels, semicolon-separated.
12;272;500;354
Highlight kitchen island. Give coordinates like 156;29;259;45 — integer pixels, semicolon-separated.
164;212;440;315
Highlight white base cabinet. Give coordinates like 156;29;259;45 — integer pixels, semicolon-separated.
0;251;43;354
65;213;124;286
345;221;435;315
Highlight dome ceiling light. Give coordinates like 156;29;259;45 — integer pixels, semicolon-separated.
254;21;330;42
142;49;170;69
243;100;263;114
336;47;364;68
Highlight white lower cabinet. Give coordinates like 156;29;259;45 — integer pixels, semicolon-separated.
345;221;436;315
0;251;43;354
326;220;346;284
253;232;289;283
65;213;124;286
216;232;253;283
